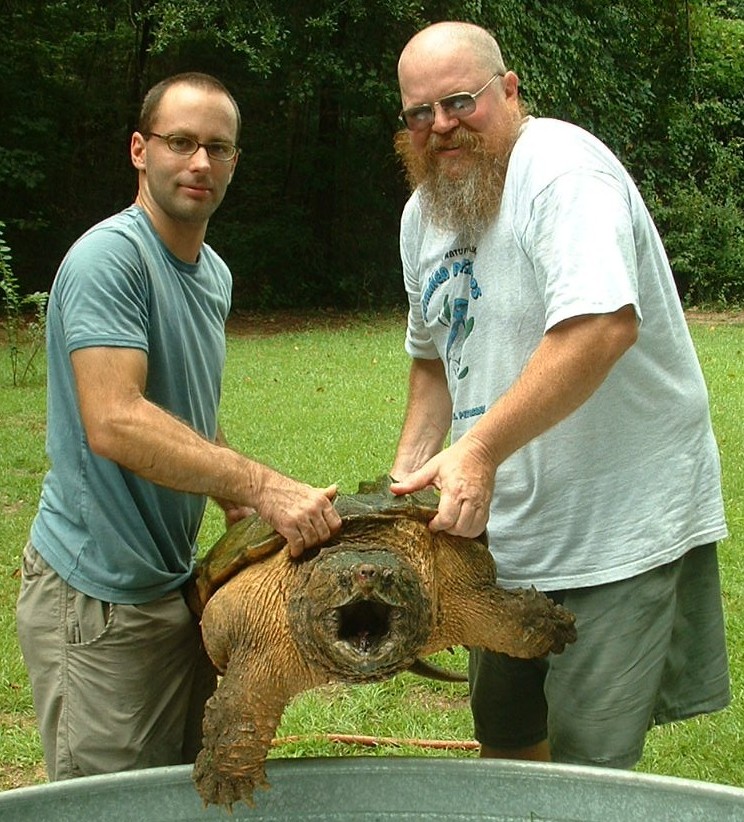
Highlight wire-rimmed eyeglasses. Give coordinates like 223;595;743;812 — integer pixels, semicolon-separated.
145;132;240;162
398;74;503;132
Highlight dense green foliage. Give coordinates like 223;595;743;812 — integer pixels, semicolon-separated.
0;1;741;308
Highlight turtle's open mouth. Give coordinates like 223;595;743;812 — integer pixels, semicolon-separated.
336;598;395;654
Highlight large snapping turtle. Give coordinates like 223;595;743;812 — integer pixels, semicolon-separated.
188;477;576;809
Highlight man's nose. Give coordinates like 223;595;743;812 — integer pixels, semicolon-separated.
430;103;460;133
189;146;212;169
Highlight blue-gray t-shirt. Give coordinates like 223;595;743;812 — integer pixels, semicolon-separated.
31;206;231;603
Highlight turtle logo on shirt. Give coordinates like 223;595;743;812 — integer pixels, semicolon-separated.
438;294;474;382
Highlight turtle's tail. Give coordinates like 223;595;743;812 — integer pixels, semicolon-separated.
408;656;468;683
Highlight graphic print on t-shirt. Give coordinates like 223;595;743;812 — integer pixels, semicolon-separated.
423;247;481;386
442;294;473;381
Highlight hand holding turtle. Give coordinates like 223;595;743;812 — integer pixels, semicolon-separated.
255;475;341;557
391;435;495;539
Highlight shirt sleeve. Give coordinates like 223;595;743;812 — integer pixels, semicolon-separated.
54;227;150;354
400;195;441;360
520;169;642;332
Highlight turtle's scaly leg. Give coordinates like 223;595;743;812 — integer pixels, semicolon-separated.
423;532;577;659
457;585;577;658
193;648;294;809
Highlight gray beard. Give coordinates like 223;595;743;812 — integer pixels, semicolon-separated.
395;126;518;244
418;153;509;243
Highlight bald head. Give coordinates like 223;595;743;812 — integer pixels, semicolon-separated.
398;22;507;84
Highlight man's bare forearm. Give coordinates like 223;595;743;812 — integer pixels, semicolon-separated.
71;345;341;552
391;357;452;477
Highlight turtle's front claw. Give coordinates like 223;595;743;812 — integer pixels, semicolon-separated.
193;748;269;809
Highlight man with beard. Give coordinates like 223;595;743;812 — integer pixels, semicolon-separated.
390;22;730;768
17;72;341;781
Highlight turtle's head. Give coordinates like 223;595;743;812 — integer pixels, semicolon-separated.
288;543;432;681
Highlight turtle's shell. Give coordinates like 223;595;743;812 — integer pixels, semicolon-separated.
186;476;440;615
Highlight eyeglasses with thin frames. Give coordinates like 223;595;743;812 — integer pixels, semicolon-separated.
398;74;503;132
145;132;240;162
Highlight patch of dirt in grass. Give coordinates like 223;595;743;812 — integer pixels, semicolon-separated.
0;714;45;791
0;763;46;791
685;308;744;324
405;685;470;713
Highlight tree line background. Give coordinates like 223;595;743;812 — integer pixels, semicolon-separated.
1;0;742;310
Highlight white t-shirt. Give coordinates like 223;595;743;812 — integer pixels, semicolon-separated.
400;117;727;590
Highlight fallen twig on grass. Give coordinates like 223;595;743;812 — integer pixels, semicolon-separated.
273;734;480;751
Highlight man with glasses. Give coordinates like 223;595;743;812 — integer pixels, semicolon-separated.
17;72;342;780
391;22;729;769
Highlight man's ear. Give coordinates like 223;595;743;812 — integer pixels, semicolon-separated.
503;71;520;101
131;132;147;170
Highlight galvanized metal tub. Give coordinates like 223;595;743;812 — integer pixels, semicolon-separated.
1;757;743;821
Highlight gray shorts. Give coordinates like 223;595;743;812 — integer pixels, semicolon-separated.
16;542;217;780
469;543;731;767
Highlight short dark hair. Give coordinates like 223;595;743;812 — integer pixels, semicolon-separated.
138;72;242;143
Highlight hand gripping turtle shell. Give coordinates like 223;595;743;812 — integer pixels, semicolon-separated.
187;476;576;809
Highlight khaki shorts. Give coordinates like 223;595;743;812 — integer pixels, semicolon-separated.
16;542;217;780
469;543;731;767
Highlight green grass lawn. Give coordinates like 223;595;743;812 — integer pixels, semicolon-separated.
1;311;742;791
